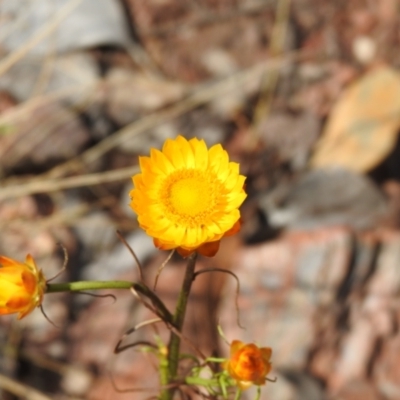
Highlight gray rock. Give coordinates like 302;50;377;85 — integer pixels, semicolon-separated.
82;230;155;281
0;99;91;171
261;167;388;230
0;52;99;102
0;0;132;55
105;68;187;126
73;211;117;258
257;112;321;171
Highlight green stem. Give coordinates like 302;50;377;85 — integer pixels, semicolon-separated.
47;281;132;292
234;388;242;400
169;253;198;374
185;376;219;386
255;386;261;400
47;281;174;324
159;348;170;395
160;253;198;400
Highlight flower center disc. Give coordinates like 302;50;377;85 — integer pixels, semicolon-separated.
169;176;211;217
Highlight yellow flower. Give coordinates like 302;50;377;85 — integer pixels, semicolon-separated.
223;340;272;390
130;136;247;257
0;255;46;319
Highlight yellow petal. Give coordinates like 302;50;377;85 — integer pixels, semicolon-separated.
230;340;245;355
189;137;208;170
0;256;19;268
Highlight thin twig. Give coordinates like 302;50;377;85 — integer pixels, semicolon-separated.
109;372;174;394
72;292;117;303
30;0;58;97
115;339;157;355
116;230;145;283
130;284;174;324
0;0;83;77
129;286;208;362
0;374;52;400
114;318;162;354
194;268;244;329
250;0;292;147
39;305;60;329
0;84;100;127
154;250;175;291
0;49;314;202
46;243;69;283
35;48;312;181
0;166;139;201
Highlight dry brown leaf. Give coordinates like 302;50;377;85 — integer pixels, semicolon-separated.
310;65;400;172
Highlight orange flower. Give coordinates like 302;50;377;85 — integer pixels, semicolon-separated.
130;136;246;257
223;340;272;390
0;255;46;319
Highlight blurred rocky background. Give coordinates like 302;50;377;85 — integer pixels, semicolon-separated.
1;0;400;399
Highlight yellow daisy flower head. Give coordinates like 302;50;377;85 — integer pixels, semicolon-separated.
130;135;247;257
0;254;47;319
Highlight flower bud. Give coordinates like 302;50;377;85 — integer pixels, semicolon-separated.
224;340;272;390
0;255;46;319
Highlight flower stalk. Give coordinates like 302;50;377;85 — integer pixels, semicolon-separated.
46;281;133;293
160;252;198;400
47;281;174;325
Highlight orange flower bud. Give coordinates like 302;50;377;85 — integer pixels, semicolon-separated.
0;255;46;319
223;340;272;390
